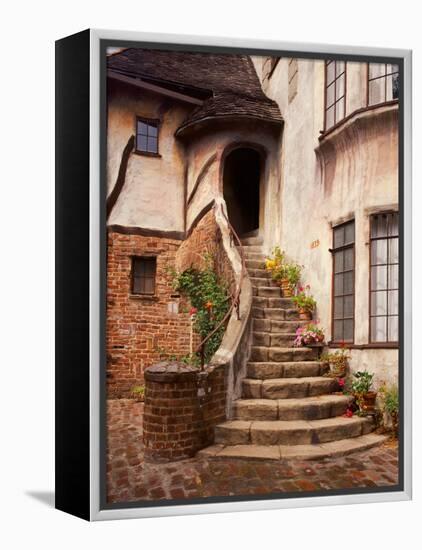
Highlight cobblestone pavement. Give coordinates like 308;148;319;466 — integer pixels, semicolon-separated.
106;399;399;504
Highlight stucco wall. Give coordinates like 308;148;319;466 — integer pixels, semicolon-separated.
106;79;191;232
255;56;399;386
183;122;282;238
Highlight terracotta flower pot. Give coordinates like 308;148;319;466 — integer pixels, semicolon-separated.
356;391;377;414
280;278;293;297
299;307;313;320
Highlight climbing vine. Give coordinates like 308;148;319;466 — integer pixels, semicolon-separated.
171;255;230;363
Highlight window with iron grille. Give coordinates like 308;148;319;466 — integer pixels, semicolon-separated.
368;63;399;107
324;60;346;131
132;257;156;295
370;212;399;343
332;220;355;343
135;118;159;155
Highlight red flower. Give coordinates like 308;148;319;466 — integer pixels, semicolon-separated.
344;408;353;418
189;307;198;316
298;285;304;292
338;378;345;388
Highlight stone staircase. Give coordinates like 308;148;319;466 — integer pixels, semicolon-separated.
199;236;386;460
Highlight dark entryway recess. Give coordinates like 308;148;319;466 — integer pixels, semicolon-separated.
223;148;261;237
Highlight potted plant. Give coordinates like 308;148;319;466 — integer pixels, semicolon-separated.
293;322;325;347
275;262;302;297
379;383;399;435
320;343;350;378
131;385;145;402
351;370;377;414
264;246;285;275
292;285;316;320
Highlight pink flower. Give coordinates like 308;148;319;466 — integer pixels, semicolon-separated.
338;378;345;388
189;307;198;316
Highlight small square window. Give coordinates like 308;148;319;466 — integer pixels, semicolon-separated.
135;118;159;155
132;257;157;295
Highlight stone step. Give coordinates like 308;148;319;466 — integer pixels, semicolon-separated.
241;236;263;246
252;307;300;321
249;346;318;363
256;286;281;297
233;394;354;421
245;259;265;270
237;245;262;254
253;297;296;310
252;332;296;347
250;277;279;288
244;252;265;261
247;268;272;278
198;434;387;461
253;319;307;333
243;376;338;399
247;361;328;379
215;416;374;446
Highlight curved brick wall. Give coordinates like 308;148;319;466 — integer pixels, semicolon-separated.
143;361;226;462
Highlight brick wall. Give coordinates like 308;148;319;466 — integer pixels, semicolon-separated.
176;208;236;296
143;361;226;462
106;209;236;398
106;230;192;398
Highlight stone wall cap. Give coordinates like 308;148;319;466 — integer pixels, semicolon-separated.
145;361;200;382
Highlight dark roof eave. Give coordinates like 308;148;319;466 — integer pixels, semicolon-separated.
175;113;284;138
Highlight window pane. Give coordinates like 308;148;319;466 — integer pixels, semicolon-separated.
343;271;353;294
143;277;155;294
333;320;343;341
334;251;344;273
334;297;343;319
388;316;399;342
326;61;335;85
335;99;345;123
371;239;388;265
369;63;385;80
371;265;387;290
343;295;354;318
336;75;345;98
369;79;384;106
388;264;399;289
389;238;399;264
388;213;399;236
343;319;353;341
137;135;147;151
392;73;399;99
371;316;387;342
336;61;345;76
371;291;387;316
325;106;334;129
148;124;158;137
326;82;335;107
371;215;388;238
137;121;148;135
388;290;398;315
386;74;394;101
344;222;355;244
147;136;158;153
334;274;344;296
344;248;354;271
333;226;344;248
387;64;399;75
132;277;141;293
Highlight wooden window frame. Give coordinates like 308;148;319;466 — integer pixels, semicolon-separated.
367;63;399;107
324;60;347;131
369;212;399;344
134;116;160;157
131;256;157;296
331;219;355;344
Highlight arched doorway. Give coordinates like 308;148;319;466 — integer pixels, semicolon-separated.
223;147;261;237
